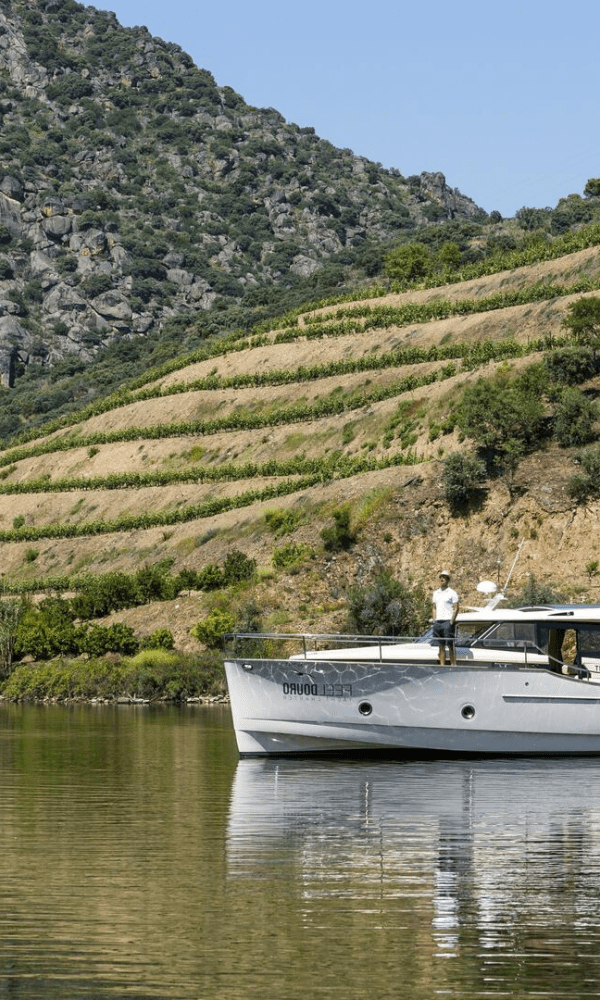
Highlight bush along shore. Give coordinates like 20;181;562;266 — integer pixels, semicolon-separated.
0;648;229;705
0;554;261;702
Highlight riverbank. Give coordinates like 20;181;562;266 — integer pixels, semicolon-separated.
0;648;228;703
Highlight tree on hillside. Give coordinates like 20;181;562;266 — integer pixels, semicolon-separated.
456;375;545;454
0;600;24;676
562;297;600;351
553;388;598;447
437;240;462;273
384;242;432;284
441;451;487;512
515;206;551;231
584;178;600;198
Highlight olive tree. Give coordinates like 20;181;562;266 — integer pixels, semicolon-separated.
562;297;600;351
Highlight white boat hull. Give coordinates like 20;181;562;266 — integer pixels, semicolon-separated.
224;657;600;756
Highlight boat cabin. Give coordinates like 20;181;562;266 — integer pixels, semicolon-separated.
452;606;600;675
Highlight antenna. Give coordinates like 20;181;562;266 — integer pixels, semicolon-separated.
474;541;525;610
502;540;524;597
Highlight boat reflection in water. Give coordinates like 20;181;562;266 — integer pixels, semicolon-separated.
226;756;600;973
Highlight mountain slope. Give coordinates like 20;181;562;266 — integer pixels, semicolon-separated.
2;242;600;647
0;0;484;395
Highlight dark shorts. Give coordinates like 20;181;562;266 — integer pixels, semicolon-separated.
432;620;455;645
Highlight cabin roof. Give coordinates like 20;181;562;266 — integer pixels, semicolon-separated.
459;604;600;624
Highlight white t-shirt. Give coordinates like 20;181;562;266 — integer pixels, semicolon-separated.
432;586;459;621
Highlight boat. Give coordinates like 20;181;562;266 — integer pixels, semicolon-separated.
223;582;600;755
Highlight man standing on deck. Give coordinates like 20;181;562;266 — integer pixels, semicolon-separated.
432;571;460;666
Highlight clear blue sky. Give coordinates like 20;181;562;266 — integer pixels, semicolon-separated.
103;0;599;219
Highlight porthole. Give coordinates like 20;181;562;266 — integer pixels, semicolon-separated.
461;704;475;720
242;663;253;671
358;702;373;716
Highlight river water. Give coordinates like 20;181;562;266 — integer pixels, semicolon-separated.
2;705;600;999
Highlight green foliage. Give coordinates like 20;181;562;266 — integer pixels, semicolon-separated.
272;542;315;570
346;573;429;636
553;388;598;447
141;628;175;649
544;347;600;385
47;75;94;102
568;448;600;503
135;562;178;603
70;571;141;619
222;549;257;585
562;297;600;349
515;207;551;232
584;179;600;199
1;649;225;702
264;508;304;537
14;596;83;662
456;373;546;453
384;242;432;283
508;575;567;607
0;599;25;675
0;258;13;279
441;451;487;510
81;623;139;657
191;609;236;648
321;504;357;552
196;564;225;591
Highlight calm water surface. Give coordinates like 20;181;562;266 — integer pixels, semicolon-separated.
2;705;600;998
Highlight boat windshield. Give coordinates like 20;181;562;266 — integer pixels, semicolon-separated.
418;622;495;646
468;621;540;651
454;621;495;646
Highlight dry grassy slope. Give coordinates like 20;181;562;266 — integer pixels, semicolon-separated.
2;246;600;648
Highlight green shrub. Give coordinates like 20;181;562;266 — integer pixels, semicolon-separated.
196;563;225;590
70;571;140;618
141;628;175;650
568;448;600;503
80;623;139;657
553;388;598;447
47;75;94;103
1;649;226;702
135;563;178;603
264;508;303;536
562;297;600;349
544;347;600;385
441;452;487;511
272;542;314;570
191;609;236;648
384;242;432;283
321;504;356;552
222;549;257;584
456;373;545;452
508;575;567;606
346;574;429;636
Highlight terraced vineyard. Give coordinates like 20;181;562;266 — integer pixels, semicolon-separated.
3;242;600;646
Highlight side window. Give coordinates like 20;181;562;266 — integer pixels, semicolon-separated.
576;627;600;663
479;623;537;649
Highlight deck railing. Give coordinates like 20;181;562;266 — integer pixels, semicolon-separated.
223;632;545;662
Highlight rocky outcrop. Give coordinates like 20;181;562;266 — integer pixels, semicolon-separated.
0;1;486;388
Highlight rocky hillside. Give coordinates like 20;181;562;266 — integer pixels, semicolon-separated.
0;0;485;391
2;238;600;649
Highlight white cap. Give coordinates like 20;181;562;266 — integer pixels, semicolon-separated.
439;570;451;578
